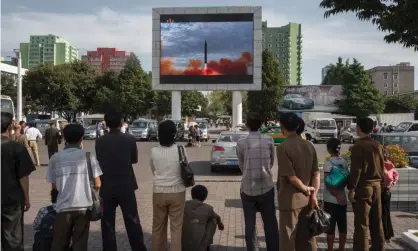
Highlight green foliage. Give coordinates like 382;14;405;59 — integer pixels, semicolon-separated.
1;75;17;104
208;91;232;116
384;95;418;113
320;0;418;51
322;57;349;85
181;91;208;117
154;91;172;117
247;49;284;122
331;58;385;117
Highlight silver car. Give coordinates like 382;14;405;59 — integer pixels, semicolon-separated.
197;123;209;142
83;125;97;140
210;131;249;172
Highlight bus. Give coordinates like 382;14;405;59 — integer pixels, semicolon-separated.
1;95;15;118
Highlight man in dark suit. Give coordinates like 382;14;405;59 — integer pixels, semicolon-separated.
45;121;61;159
95;111;147;251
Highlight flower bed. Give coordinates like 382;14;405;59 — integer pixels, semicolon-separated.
386;144;409;168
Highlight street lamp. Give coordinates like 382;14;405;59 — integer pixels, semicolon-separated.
13;49;22;121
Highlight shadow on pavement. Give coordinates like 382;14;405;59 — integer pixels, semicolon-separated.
24;223;153;251
224;199;242;208
190;161;242;176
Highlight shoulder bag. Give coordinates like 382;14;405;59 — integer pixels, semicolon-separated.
86;152;102;221
324;161;349;189
177;145;195;187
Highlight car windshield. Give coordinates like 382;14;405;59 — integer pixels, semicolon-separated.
394;122;412;132
1;99;13;114
198;123;207;129
132;121;148;128
317;120;337;129
291;94;302;98
218;134;247;142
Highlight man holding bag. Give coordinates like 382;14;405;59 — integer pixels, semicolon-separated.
46;123;102;251
276;113;320;251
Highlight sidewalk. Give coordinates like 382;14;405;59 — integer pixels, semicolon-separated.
23;181;417;250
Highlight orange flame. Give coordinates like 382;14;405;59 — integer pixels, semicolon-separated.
160;51;253;76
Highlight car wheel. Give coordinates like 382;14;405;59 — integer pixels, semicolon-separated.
306;134;312;141
289;102;294;110
210;165;217;173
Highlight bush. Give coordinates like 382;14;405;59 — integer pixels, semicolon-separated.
385;144;409;168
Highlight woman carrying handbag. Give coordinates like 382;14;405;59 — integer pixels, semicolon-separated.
150;120;193;251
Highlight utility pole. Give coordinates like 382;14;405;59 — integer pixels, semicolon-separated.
14;49;22;121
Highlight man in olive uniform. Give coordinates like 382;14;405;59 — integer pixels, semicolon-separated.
45;121;61;159
348;117;385;251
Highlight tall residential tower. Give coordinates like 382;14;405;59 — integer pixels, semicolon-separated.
19;34;79;68
262;21;302;85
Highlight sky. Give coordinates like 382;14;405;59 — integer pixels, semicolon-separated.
161;22;253;69
1;0;417;89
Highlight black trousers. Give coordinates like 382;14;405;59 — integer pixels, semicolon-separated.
101;187;147;251
48;145;59;159
381;188;394;240
1;204;24;251
241;188;279;251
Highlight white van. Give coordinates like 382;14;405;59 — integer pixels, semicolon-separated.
305;118;338;143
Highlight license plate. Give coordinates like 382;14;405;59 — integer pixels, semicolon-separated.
227;160;239;165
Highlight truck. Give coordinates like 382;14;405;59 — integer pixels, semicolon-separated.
302;112;338;143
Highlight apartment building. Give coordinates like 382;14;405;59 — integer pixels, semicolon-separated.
81;48;130;73
262;21;303;85
368;62;415;96
19;35;79;68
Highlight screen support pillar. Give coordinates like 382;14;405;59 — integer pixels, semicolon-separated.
232;91;242;128
171;91;181;121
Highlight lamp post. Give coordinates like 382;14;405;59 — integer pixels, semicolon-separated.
13;49;22;121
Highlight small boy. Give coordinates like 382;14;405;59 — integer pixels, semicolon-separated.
182;185;224;251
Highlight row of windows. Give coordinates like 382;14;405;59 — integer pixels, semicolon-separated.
264;42;291;48
264;37;288;43
383;81;399;88
383;72;398;80
263;32;290;38
383;89;399;95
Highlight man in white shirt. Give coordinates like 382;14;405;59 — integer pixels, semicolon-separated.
25;122;42;166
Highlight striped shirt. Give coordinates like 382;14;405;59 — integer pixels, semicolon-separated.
236;131;275;196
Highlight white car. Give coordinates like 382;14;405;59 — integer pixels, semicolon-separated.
210;131;249;172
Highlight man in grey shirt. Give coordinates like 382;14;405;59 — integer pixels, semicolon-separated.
236;112;279;251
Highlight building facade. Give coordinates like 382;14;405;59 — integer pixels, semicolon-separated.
368;62;415;96
81;48;130;73
322;65;331;82
19;35;79;69
262;21;302;85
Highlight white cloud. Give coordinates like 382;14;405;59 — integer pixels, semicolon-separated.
1;7;417;88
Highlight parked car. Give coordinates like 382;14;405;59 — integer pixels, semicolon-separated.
210;131;249;172
371;132;418;168
197;123;209;142
393;121;418;133
83;125;97;140
282;94;314;110
129;119;158;141
172;120;186;141
260;125;306;145
33;118;68;137
340;123;358;144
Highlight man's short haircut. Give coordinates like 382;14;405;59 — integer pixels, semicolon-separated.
51;188;58;204
104;111;122;129
19;120;25;126
191;185;208;201
296;117;305;135
279;112;300;132
356;117;374;134
246;112;262;131
1;112;13;133
63;123;84;144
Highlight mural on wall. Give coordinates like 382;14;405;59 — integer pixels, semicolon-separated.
278;85;343;112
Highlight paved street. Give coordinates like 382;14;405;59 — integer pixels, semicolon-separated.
24;132;417;251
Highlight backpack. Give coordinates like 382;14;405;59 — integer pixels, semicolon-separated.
33;206;56;251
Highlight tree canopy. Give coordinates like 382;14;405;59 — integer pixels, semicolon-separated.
330;58;385;117
247;49;284;122
384;95;418;113
322;57;349;85
320;0;418;51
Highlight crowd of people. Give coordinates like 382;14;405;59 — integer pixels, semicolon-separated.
1;109;399;251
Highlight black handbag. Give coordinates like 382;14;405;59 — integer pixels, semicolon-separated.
308;209;331;237
86;152;102;221
177;145;195;187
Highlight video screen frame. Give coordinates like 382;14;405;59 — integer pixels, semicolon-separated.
152;7;262;91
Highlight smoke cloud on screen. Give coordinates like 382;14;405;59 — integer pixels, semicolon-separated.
160;51;253;76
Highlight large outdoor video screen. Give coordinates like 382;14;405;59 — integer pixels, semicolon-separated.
160;13;254;84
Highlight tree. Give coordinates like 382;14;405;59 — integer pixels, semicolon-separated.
154;91;172;118
334;58;385;117
69;61;98;113
247;49;285;122
118;53;156;119
1;75;17;104
182;91;207;117
322;57;349;85
93;70;121;113
320;0;418;51
384;95;418;113
208;91;232;116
